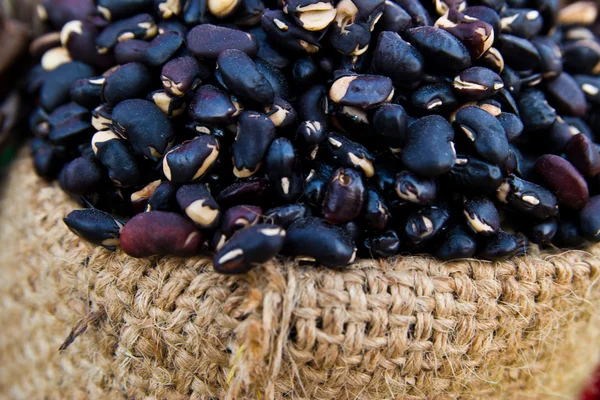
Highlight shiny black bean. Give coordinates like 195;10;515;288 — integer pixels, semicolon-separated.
329;74;393;109
284;217;356;267
163;135;220;183
91;131;143;187
535;154;589;209
454;106;509;166
266;138;304;202
231;112;276;178
562;40;600;76
329;19;372;56
364;229;400;257
379;0;412;33
463;196;500;235
370;31;424;91
436;9;495;59
40;62;95;112
261;10;321;54
434;224;477;260
529;218;557;245
111;99;175;159
187;24;259;59
372;103;408;152
217;205;263;244
96;14;157;54
322;168;365;224
264;203;310;228
496;34;540;71
410;83;458;116
453;67;504;100
149;90;187;118
446;155;503;195
395;171;437;204
517;89;556;132
477;231;518;260
64;208;122;250
404;205;449;244
176;183;221;229
120;211;203;257
497;175;559;219
59;156;105;196
405;26;472;74
102;63;154;106
499;8;542;39
213;224;285;274
545;72;587;117
217;49;275;105
401;115;456;177
497;112;523;142
361;188;390;231
326;133;375;177
189;84;242;126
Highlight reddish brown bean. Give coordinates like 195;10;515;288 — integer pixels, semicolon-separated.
534;154;589;209
565;133;600;177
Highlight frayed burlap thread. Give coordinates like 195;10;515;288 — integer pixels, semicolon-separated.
0;150;599;399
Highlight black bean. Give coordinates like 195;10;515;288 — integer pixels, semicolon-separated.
562;40;600;76
163;135;220;183
405;26;472;74
326;133;375;177
39;0;95;28
379;0;412;33
401;115;456;177
264;203;310;228
477;47;505;74
49;116;94;145
501;65;522;94
497;112;523;142
463;196;500;235
217;49;275;105
446;155;503;195
146;180;177;212
454;106;509;166
404;204;450;243
183;0;213;25
284;217;356;267
531;36;563;80
545;72;588;117
453;67;504;100
102;63;154;106
497;175;558;219
329;74;394;109
329;20;371;57
214;224;285;274
232;111;276;178
248;27;290;69
292;58;318;88
553;216;588;248
120;211;203;257
70;78;103;109
322;168;365;224
529;218;557;245
395;171;438;205
255;59;290;101
364;229;401;257
360;188;390;232
149;90;187;118
64;209;122;251
61;20;114;69
96;0;152;21
32;140;66;179
499;8;542;39
189;84;242;126
59;157;105;196
496;34;540;71
370;31;424;91
477;231;518;260
304;164;333;207
534;154;589;209
96;14;157;54
111;99;175;159
297;85;329;130
130;180;162;214
187;24;259;59
372;103;408;153
266;138;304;202
91;131;144;187
464;6;501;37
436;9;495;59
434;224;477;260
393;0;433;26
516;89;556;132
266;97;296;129
261;10;321;54
40;62;95;112
176;183;221;229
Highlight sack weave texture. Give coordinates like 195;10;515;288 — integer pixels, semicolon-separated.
0;151;599;399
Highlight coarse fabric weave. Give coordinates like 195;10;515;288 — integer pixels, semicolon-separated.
0;150;599;399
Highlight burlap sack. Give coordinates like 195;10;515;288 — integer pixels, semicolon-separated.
0;150;599;399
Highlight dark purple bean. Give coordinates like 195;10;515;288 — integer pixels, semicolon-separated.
446;155;503;195
64;208;122;251
216;178;270;209
189;84;242;126
163;135;220;183
565;133;600;178
220;205;262;237
130;180;161;213
187;24;259;59
534;154;589;209
284;217;356;267
120;211;203;257
214;224;286;274
436;9;495;59
322;168;365;224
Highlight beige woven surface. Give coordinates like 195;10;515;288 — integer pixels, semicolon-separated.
0;150;599;399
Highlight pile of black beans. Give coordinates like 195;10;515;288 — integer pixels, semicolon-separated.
27;0;600;273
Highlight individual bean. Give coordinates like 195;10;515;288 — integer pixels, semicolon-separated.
329;74;394;109
40;62;95;112
149;90;187;118
361;188;390;232
370;31;424;91
454;106;509;166
404;205;450;243
261;10;321;54
91;131;144;187
378;0;412;33
176;183;221;229
496;34;540;71
304;164;333;207
477;47;505;74
63;208;122;251
266;138;304;202
217;49;275;105
187;24;259;59
497;112;523;142
364;229;401;257
264;203;310;228
146;180;177;212
446;155;504;194
565;133;600;178
219;205;262;238
410;83;459;116
534;154;589;209
499;8;543;39
464;196;500;235
401;115;456;177
562;40;600;76
497;174;559;219
529;218;558;245
544;72;587;117
111;99;175;159
322;168;365;224
59;157;105;196
266;98;296;129
217;178;271;209
395;171;438;205
434;224;477;260
231;111;276;178
163;135;220;183
70;78;103;109
453;67;504;100
102;63;154;106
214;224;286;274
297;85;329;130
189;84;242;126
435;9;495;59
477;231;518;260
115;31;184;66
284;217;356;267
372;103;408;153
516;89;556;132
326;133;375;177
405;26;472;74
531;36;563;80
96;14;157;54
120;211;203;257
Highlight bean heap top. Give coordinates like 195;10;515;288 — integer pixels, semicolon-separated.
28;0;600;273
